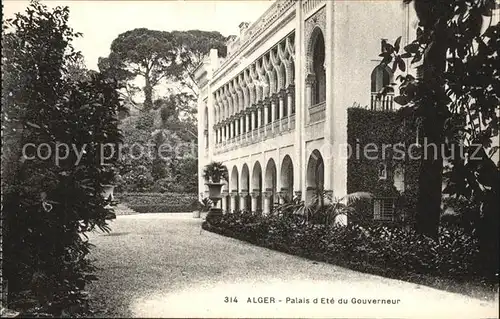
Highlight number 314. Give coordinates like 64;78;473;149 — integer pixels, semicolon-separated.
224;297;238;303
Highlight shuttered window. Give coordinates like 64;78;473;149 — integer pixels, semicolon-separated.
373;198;395;221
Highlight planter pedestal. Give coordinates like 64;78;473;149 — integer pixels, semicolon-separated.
206;207;223;222
205;182;224;222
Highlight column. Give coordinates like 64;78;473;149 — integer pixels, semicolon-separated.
263;191;272;215
279;91;285;130
235;118;239;139
305;74;315;108
270;96;277;132
258;106;263;137
264;101;269;126
221;194;227;213
266;100;272;136
230;192;237;213
295;0;305;198
287;85;294;117
239;191;248;211
251;192;259;213
251;110;256;138
240;115;245;137
246;112;251;134
229;121;233;140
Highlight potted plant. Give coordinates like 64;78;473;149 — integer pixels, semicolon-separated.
203;161;228;220
193;197;212;218
203;161;229;183
203;161;228;197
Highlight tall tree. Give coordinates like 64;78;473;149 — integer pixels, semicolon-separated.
101;28;177;110
100;29;227;111
171;30;227;95
381;0;499;276
2;1;122;314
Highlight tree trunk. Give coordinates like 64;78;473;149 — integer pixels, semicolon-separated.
414;14;448;239
415;116;444;239
143;75;153;111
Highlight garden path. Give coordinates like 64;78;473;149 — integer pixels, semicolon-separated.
86;213;498;318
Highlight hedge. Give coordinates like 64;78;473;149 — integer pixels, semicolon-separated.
202;211;498;297
347;108;421;220
115;192;198;213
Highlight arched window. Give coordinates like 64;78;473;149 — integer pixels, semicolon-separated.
312;31;326;105
371;65;392;93
370;65;394;110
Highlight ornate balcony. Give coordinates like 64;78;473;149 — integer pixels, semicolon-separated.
273;119;280;132
309;101;326;123
289;114;296;130
213;115;297;155
265;123;273;137
281;117;289;131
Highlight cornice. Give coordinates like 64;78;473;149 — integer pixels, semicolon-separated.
211;1;296;89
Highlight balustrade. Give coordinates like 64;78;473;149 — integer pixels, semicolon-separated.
308;101;326;123
370;93;394;111
273;119;280;132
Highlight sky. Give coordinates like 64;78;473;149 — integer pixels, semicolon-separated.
3;0;273;71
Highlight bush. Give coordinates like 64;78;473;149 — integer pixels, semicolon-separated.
115;192;198;212
204;211;484;281
2;2;122;315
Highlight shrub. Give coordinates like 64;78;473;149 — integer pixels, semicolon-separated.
115;192;198;212
2;2;122;315
204;211;484;281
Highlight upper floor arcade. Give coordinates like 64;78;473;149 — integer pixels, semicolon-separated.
197;0;412;156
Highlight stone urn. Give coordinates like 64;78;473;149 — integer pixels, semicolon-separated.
202;161;228;221
206;182;224;200
205;182;224;221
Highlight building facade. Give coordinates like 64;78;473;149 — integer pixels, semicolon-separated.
194;0;420;217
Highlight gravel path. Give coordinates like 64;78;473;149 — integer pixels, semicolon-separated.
86;213;499;318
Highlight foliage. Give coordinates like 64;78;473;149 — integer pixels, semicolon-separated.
273;190;373;225
170;30;227;95
115;192;198;213
100;29;227;111
173;156;198;193
347;108;420;218
380;0;499;276
115;106;198;193
100;28;176;110
199;198;213;212
204;211;489;282
203;161;229;183
2;1;122;315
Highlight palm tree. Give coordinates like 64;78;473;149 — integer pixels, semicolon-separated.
273;189;372;225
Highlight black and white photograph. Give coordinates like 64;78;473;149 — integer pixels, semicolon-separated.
1;0;499;317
